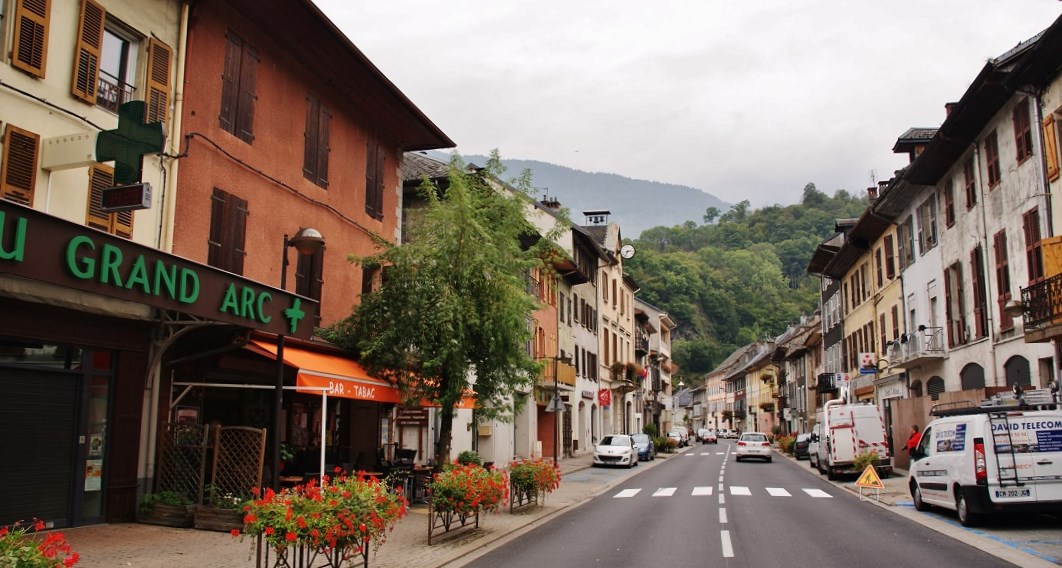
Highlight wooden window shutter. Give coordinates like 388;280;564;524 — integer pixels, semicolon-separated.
71;0;105;104
207;188;247;273
86;163;113;231
219;33;242;133
1;124;40;206
1045;115;1059;182
1023;208;1044;284
229;194;248;274
317;107;331;188
303;96;320;180
208;188;226;268
236;44;258;142
372;142;385;219
12;0;50;78
944;267;955;347
365;137;379;218
994;231;1013;331
296;249;324;325
970;247;985;339
884;235;895;279
145;38;172;125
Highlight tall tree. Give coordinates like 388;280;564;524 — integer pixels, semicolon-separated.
324;152;550;465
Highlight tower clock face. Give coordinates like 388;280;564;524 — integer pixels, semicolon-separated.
620;244;636;259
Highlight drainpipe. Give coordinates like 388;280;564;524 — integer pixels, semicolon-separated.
972;141;1001;386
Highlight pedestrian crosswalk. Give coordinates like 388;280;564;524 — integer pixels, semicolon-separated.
612;485;834;499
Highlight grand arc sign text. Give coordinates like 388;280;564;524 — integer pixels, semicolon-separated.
0;201;317;339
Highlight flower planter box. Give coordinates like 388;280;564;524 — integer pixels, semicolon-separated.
140;503;193;528
193;506;244;532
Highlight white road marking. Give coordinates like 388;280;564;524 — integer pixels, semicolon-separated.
716;452;726;455
721;530;734;558
613;489;641;498
718;482;724;491
719;507;727;523
700;452;713;456
719;494;725;504
686;453;696;457
766;487;791;497
729;486;751;496
653;487;677;497
692;486;713;496
803;488;832;498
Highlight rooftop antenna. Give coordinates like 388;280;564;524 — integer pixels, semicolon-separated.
869;169;877;186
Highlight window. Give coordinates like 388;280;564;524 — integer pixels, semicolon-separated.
884;235;896;279
365;135;385;220
963;158;977;209
916;196;938;254
361;263;378;296
879;314;887;353
942;181;955;228
85;163;132;238
944;262;966;347
875;248;883;288
220;31;258;143
303;95;331;188
602;274;609;302
994;231;1013;331
1013;99;1033;164
295;248;324;326
1045;114;1060;182
891;305;900;341
898;216;915;269
985;131;1001;187
1023;208;1045;285
11;0;50;78
970;246;988;340
207;188;247;274
1;124;39;206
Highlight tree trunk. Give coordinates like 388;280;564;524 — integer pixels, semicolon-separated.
435;395;457;466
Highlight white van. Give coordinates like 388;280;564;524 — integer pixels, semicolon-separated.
813;399;892;480
909;391;1062;526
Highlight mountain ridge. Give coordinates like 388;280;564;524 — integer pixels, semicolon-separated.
424;151;729;237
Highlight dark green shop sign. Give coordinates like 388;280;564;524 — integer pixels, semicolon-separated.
0;200;316;339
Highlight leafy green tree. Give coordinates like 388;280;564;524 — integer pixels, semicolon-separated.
324;152;552;464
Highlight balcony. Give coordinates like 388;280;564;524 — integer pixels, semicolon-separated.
96;71;136;114
886;326;945;367
1021;273;1062;343
635;330;649;356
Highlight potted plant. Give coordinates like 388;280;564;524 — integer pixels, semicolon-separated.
429;462;507;516
240;471;407;564
455;450;483;467
194;485;247;532
509;459;560;509
0;519;79;567
140;490;193;528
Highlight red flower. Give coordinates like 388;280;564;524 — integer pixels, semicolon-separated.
286;531;298;542
230;529;240;537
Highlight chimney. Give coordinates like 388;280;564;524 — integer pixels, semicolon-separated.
867;187;878;203
583;210;611;226
945;102;957;117
540;197;561;209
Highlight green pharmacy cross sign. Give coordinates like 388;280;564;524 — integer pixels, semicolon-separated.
95;101;165;185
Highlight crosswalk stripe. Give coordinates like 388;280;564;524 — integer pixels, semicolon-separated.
614;489;641;498
700;452;713;455
766;487;791;497
729;486;751;496
692;486;713;496
803;488;832;498
653;487;677;497
716;452;726;455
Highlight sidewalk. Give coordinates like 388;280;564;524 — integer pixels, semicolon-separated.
63;449;678;568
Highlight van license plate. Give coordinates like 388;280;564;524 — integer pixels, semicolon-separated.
994;489;1031;498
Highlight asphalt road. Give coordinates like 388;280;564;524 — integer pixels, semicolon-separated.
463;441;1018;568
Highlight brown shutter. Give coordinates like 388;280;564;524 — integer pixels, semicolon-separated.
207;188;247;273
883;235;895;279
1;124;39;206
303;96;320;180
994;231;1013;331
373;141;385;218
229;194;248;274
208;188;226;268
86;163;113;231
317;107;331;188
145;38;172;125
219;33;241;133
944;267;955;347
12;0;50;78
971;247;985;339
71;0;105;104
365;137;378;217
1023;209;1044;284
1045;115;1059;182
236;45;258;142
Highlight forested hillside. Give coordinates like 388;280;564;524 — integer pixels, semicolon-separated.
625;183;868;381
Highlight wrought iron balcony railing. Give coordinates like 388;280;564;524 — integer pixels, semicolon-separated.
1022;273;1062;337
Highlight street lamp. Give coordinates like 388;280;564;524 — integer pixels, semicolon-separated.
550;354;572;464
273;227;325;491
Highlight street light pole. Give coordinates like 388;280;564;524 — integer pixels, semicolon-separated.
272;228;324;491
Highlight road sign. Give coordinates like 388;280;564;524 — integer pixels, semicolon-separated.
855;465;885;489
545;394;565;412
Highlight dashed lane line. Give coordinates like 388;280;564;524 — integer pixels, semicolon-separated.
721;530;734;558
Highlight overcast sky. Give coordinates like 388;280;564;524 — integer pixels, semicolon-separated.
316;1;1060;208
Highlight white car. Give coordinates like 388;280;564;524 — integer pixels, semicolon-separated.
593;434;639;468
668;428;689;447
735;432;772;462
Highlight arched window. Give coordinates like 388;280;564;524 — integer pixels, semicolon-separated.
1004;356;1032;387
909;379;923;398
960;364;985;390
927;376;946;401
